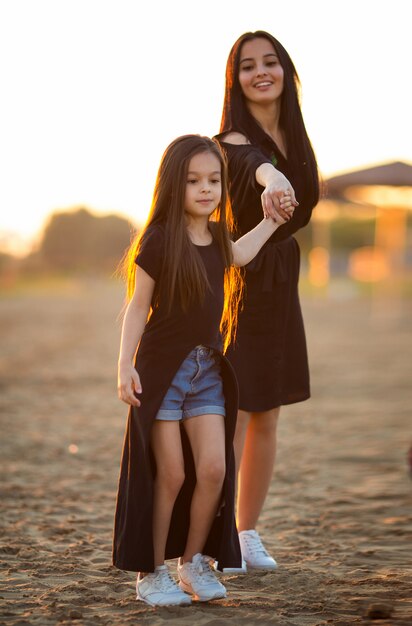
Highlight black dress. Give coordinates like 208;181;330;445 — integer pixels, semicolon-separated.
215;131;317;412
112;223;241;573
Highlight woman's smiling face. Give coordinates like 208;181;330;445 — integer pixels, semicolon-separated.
238;37;284;106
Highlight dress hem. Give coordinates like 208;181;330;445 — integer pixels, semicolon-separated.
238;392;310;413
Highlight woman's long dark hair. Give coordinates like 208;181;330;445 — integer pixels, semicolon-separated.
119;134;243;351
220;30;320;207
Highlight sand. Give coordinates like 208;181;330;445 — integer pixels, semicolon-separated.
1;277;411;625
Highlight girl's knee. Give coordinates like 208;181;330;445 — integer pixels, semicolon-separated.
197;460;226;487
156;466;185;495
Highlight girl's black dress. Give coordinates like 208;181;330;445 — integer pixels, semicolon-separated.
112;224;241;573
215;131;317;412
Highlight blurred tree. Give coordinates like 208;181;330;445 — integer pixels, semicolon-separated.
0;252;15;272
330;217;376;251
39;207;137;272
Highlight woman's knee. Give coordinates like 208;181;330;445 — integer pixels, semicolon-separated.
236;409;251;432
250;408;280;435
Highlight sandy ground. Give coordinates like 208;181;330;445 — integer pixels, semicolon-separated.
1;277;411;626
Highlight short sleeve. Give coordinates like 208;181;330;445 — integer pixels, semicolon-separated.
135;224;165;282
216;135;316;242
215;141;272;230
219;142;272;195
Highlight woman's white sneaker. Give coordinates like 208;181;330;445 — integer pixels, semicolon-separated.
239;530;278;570
178;553;227;601
136;564;192;606
213;558;248;574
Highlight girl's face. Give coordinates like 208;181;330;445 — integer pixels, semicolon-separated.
184;152;222;221
238;37;284;105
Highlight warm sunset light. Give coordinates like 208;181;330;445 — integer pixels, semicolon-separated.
343;185;412;209
308;246;330;287
348;246;390;282
0;0;411;256
2;3;411;622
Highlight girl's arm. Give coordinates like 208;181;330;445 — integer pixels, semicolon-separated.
231;216;285;267
117;266;155;407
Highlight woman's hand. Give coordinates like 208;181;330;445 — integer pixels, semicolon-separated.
118;362;142;407
256;164;299;222
261;180;299;222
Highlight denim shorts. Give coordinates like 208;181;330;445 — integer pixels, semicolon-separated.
155;346;226;421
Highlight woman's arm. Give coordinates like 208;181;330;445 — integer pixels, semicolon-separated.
220;132;297;220
117;266;155;406
219;139;315;242
231;217;285;267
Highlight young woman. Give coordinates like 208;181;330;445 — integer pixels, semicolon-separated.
112;134;288;606
215;31;320;572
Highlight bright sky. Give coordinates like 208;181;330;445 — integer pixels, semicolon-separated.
1;0;411;255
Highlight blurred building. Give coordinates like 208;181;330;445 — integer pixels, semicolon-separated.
299;161;412;291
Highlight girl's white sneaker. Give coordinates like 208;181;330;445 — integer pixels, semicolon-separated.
178;553;227;601
136;564;192;606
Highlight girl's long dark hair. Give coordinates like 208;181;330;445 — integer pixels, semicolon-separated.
221;30;320;207
119;134;243;351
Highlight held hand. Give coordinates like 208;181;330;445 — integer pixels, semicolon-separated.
269;210;288;226
279;190;298;220
118;363;142;407
261;177;299;222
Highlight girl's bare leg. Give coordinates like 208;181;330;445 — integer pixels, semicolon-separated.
150;420;185;567
234;408;280;531
181;414;226;562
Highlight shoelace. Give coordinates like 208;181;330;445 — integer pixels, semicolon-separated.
243;533;269;556
151;569;179;592
196;557;219;583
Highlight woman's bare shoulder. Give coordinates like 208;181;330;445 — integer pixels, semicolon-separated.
220;131;251;145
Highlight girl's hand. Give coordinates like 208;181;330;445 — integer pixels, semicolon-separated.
261;178;299;222
279;190;298;219
271;208;288;226
118;363;142;407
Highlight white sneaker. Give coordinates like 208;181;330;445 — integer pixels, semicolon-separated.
213;558;248;575
178;553;227;601
239;530;278;570
136;564;192;606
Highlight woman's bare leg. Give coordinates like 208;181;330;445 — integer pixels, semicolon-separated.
235;408;280;531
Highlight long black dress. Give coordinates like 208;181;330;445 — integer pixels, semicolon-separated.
112;223;241;573
215;130;317;412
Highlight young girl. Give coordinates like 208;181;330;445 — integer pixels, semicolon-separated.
112;134;289;607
